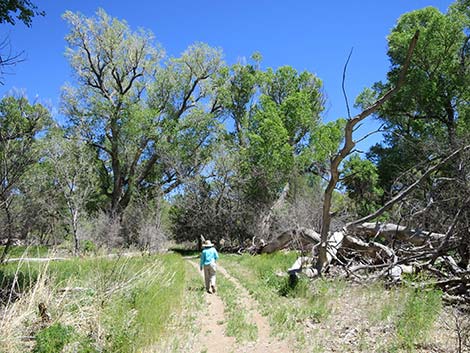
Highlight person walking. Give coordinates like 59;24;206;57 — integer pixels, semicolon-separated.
200;240;219;294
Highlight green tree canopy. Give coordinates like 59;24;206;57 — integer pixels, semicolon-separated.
62;9;223;216
359;4;470;192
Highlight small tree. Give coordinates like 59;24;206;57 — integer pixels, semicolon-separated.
43;131;99;254
0;96;50;261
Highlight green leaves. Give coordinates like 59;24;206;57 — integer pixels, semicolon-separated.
377;6;469;143
242;97;294;201
219;62;325;205
0;0;44;27
342;154;383;217
0;96;51;199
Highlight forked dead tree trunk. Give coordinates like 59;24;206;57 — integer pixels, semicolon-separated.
317;30;420;272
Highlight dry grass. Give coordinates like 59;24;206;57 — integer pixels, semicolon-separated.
0;260;52;352
0;254;183;352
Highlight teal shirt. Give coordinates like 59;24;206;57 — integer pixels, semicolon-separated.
200;247;219;268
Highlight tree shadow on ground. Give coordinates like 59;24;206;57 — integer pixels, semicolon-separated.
170;248;200;257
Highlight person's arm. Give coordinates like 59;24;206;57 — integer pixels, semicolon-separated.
200;251;204;270
214;248;219;261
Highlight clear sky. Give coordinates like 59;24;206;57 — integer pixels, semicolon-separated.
0;0;454;150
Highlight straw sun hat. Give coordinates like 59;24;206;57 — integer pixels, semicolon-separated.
202;240;214;248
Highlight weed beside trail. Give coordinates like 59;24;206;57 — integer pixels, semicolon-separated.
144;261;205;352
0;253;187;353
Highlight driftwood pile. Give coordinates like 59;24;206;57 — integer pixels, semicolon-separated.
255;222;470;304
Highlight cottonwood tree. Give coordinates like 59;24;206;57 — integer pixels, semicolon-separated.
170;61;327;246
361;4;470;190
220;62;325;235
0;96;50;262
358;2;470;266
62;10;223;223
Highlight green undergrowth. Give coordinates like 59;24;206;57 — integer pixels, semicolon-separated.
221;253;444;352
219;252;345;344
337;279;444;352
217;271;258;342
141;260;205;352
364;279;443;351
396;287;442;351
0;245;50;259
0;253;188;353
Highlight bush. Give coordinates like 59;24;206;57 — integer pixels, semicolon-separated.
81;239;97;253
33;323;74;353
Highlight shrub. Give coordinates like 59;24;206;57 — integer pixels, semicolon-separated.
33;323;74;353
81;239;97;253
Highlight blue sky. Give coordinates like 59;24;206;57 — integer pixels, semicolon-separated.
0;0;454;151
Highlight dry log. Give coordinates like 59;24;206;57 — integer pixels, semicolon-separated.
260;227;320;254
285;231;344;278
259;182;290;238
261;221;469;302
287;256;316;277
347;222;445;246
5;257;67;263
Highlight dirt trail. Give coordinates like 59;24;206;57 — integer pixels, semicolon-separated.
188;260;292;353
188;260;236;353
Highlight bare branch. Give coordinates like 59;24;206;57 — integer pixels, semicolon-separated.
342;47;354;119
346;144;470;228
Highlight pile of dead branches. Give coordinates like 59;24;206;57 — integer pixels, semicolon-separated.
257;222;470;304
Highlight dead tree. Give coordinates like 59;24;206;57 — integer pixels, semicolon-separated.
317;30;420;272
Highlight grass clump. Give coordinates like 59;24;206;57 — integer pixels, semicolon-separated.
33;323;74;353
395;288;442;351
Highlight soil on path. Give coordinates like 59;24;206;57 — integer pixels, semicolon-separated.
188;260;292;353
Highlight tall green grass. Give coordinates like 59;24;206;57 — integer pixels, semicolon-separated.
365;281;443;352
395;288;442;351
0;253;187;353
148;261;205;352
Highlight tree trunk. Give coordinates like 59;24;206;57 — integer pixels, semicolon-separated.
317;31;419;272
0;200;14;264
